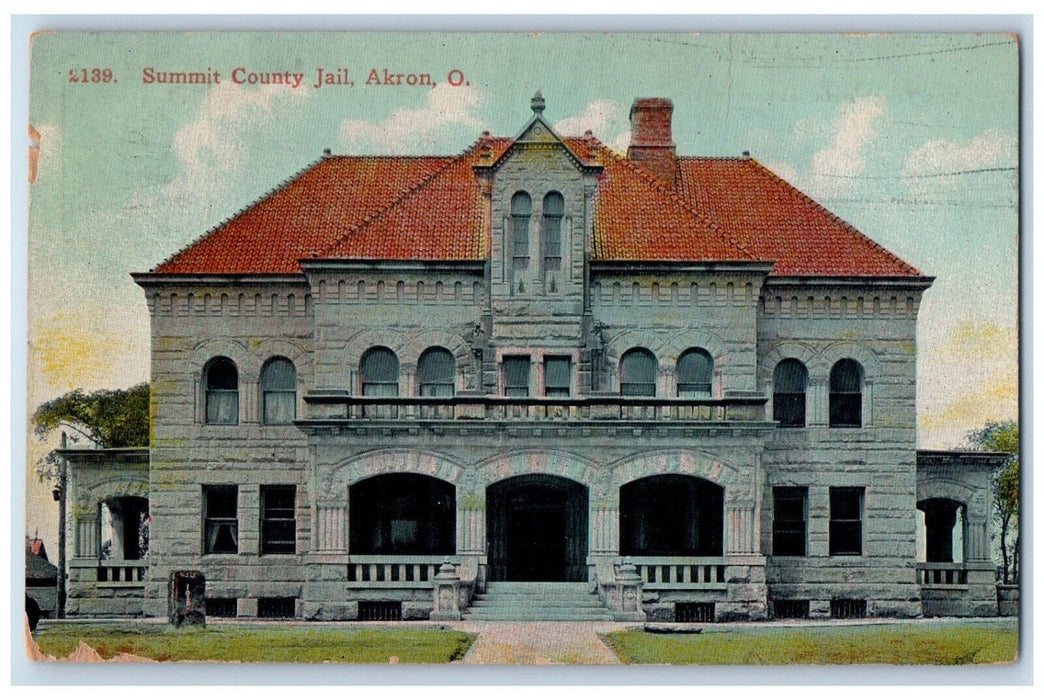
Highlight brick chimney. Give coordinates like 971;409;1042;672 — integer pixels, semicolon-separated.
627;97;678;187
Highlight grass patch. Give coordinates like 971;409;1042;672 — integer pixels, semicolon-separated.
33;623;476;664
602;621;1018;665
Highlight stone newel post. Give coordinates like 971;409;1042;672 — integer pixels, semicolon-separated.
431;560;470;621
599;559;647;622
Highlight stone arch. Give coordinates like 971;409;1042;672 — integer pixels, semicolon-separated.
917;476;988;518
811;341;881;382
189;338;258;380
602;329;669;366
400;329;471;368
475;449;603;496
760;341;818;386
608;449;749;501
254;338;312;373
322;449;466;497
661;330;728;370
74;475;149;515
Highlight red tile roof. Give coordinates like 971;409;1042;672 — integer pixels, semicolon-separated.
676;157;921;276
151;130;920;278
154;155;453;274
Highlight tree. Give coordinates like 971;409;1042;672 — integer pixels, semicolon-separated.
966;420;1019;584
32;383;150;483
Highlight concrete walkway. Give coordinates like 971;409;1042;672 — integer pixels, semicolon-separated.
455;621;628;664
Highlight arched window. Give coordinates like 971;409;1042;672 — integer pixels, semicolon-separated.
773;359;808;428
620;348;657;397
360;347;399;397
418;347;455;397
205;357;239;425
677;348;713;397
511;191;532;274
542;191;564;278
829;359;863;427
261;357;297;424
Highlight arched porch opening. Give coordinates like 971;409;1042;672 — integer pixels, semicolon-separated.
620;475;723;556
99;496;149;561
348;474;455;555
486;475;589;582
917;497;966;563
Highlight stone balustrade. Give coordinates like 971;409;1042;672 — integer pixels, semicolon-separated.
304;393;768;424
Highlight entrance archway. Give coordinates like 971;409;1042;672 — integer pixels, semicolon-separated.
349;474;455;555
619;475;723;556
486;475;588;582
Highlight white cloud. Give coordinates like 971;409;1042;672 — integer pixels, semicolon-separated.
553;99;629;150
903;130;1016;196
339;84;485;153
169;81;309;200
759;97;887;201
805;96;887;198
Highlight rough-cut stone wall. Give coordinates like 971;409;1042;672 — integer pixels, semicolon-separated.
757;282;926;618
591;272;764;395
139;281;315;617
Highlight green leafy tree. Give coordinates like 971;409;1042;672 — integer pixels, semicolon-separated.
966;420;1019;584
32;383;150;484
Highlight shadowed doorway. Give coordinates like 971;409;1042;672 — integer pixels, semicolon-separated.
486;475;588;582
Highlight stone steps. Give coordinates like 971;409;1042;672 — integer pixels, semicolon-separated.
463;581;614;621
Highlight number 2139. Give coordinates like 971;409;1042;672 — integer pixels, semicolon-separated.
68;68;115;83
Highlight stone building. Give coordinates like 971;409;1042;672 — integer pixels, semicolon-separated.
60;95;1006;621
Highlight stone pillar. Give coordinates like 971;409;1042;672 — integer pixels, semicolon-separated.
599;560;646;622
431;561;470;621
315;502;347;552
726;504;757;554
590;504;620;554
77;517;98;557
809;379;828;426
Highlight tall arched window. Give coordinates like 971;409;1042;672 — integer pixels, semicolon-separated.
261;357;297;424
542;191;564;281
360;347;399;397
677;348;713;397
773;359;808;428
829;359;863;428
511;191;532;276
418;347;455;397
205;357;239;425
620;348;657;397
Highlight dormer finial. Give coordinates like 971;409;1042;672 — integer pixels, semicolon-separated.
531;90;545;115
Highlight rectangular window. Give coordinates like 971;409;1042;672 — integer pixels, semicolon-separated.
503;356;530;397
512;217;530;270
544;357;571;397
205;597;238;618
203;485;238;555
260;485;296;555
772;487;807;556
543;218;562;273
829;487;864;555
257;597;297;619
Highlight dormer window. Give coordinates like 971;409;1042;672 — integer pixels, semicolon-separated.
510;192;532;287
542;192;564;289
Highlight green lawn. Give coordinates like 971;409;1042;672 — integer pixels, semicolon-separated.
33;623;476;663
602;621;1018;665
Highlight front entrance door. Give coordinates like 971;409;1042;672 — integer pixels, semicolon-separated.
487;475;588;582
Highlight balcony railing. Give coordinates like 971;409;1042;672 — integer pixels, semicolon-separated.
346;555;455;588
622;557;728;590
71;558;148;588
304;394;768;423
917;562;969;587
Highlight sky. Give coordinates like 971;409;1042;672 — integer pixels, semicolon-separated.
23;32;1019;554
